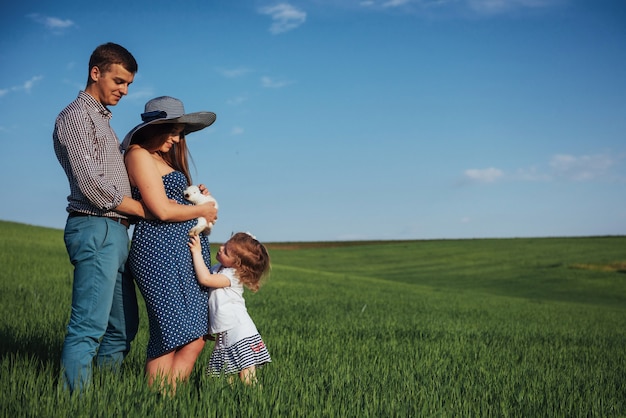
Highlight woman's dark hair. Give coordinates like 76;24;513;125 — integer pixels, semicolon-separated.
131;123;193;186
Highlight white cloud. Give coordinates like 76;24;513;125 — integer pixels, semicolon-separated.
231;126;245;136
0;76;43;97
382;0;411;7
227;96;248;106
514;166;550;182
261;76;293;88
464;167;503;183
549;154;614;181
218;67;253;78
22;76;43;93
28;14;75;31
45;16;75;29
125;88;156;102
357;0;561;16
468;0;510;14
259;3;306;34
475;153;619;184
468;0;562;15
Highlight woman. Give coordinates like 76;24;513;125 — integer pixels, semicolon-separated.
122;96;218;391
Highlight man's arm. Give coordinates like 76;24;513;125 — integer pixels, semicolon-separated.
114;196;153;219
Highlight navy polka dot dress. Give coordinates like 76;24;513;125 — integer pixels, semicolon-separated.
129;171;211;359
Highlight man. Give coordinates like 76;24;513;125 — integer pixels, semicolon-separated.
53;42;148;393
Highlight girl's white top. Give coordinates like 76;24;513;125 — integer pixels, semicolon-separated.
208;264;258;338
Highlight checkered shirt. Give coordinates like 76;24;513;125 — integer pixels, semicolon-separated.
53;91;131;218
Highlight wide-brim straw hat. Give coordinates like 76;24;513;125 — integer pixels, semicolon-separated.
121;96;216;150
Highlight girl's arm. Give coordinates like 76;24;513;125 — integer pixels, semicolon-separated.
188;236;231;288
124;146;217;222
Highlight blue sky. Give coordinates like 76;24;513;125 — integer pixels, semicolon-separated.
1;0;625;243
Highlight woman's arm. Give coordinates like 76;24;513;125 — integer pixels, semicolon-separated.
125;147;217;222
188;236;231;288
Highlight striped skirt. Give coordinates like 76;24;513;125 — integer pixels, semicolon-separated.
207;333;271;376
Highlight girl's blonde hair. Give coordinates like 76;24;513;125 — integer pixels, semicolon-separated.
228;232;271;292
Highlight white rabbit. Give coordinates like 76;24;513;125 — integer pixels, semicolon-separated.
183;185;218;236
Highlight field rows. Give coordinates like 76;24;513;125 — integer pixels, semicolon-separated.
1;221;625;416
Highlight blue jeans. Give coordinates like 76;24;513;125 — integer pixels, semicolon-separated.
61;215;139;393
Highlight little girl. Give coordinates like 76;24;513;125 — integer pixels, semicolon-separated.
188;232;271;385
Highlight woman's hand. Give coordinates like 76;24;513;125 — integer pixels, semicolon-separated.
196;184;218;223
198;184;210;196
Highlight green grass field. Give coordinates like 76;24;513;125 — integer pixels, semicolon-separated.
1;220;625;417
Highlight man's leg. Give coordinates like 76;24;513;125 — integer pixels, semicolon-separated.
97;220;139;369
61;216;120;393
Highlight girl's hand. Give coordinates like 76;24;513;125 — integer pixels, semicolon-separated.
188;235;202;253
